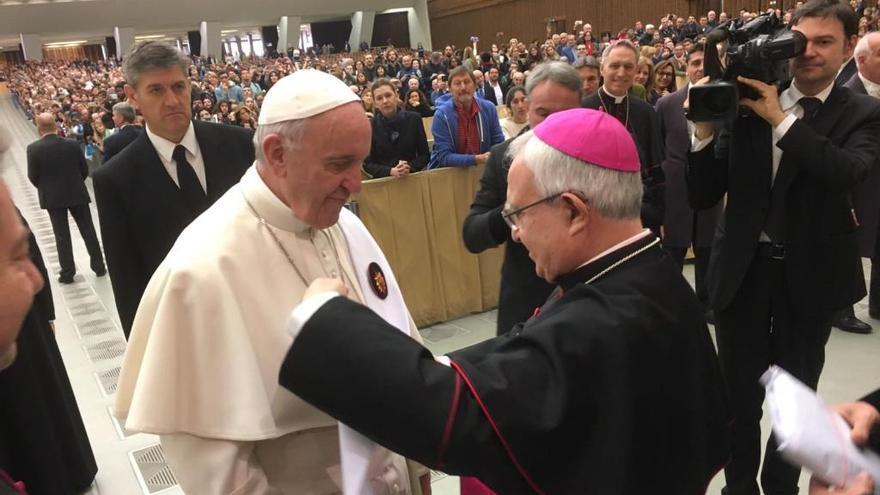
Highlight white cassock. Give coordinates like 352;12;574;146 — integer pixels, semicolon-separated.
114;165;423;494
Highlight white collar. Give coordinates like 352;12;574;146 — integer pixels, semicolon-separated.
145;122;198;163
779;80;834;112
240;165;311;234
859;73;880;99
601;86;627;104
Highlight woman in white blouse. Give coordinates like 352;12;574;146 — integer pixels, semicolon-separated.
499;86;528;139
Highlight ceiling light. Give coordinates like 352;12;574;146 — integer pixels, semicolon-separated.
135;34;166;40
44;40;88;47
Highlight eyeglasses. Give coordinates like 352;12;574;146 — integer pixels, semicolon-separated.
657;72;675;78
502;192;563;230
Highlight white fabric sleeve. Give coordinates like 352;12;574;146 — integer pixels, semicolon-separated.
287;292;342;340
772;114;797;145
160;433;282;495
688;120;714;152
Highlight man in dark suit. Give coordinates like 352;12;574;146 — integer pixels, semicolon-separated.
583;40;666;234
27;113;106;284
93;41;254;338
482;66;507;106
102;101;143;163
656;43;722;321
463;61;582;335
835;31;880;334
687;2;880;494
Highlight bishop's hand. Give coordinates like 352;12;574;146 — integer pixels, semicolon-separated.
304;277;349;301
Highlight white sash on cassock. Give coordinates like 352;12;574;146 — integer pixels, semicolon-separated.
336;208;412;494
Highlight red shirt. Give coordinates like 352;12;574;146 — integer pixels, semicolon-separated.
454;99;481;157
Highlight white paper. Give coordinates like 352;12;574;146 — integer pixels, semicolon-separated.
762;366;880;494
339;424;376;495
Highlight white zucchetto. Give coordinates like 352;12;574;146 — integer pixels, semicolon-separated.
258;69;361;125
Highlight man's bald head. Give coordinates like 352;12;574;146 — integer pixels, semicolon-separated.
35;113;57;135
855;32;880;85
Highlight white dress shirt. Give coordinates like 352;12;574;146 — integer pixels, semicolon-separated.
145;122;207;192
859;73;880;99
690;80;835;241
490;81;504;103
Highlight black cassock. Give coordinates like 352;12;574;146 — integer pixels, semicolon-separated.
279;234;730;494
0;214;97;495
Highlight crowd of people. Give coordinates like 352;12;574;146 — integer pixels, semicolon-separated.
1;0;880;494
5;0;877;156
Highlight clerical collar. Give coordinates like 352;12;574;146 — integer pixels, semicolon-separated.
600;86;627;104
859;73;880;99
240;165;311;234
555;229;656;290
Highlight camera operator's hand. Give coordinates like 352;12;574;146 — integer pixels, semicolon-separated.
684;76;714;140
737;76;787;128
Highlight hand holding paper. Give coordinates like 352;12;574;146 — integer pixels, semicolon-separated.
761;366;880;495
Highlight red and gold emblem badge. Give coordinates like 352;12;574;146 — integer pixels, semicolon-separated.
368;262;388;299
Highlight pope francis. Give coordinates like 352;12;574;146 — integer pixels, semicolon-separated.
113;70;428;494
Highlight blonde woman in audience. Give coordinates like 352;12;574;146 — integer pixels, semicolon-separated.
633;57;654;100
499;86;528;139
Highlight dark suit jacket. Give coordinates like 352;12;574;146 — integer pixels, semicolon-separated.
655;88;722;248
482;82;507;106
835;58;858;88
687;84;880;314
102;125;144;163
363;110;430;178
462;135;555;335
583;92;666;231
26;134;90;210
843;75;880;258
93;121;254;335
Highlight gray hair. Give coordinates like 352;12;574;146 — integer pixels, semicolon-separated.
112;102;136;123
123;41;190;88
573;55;600;71
601;40;639;65
525;61;582;99
507;131;642;220
253;118;309;165
855;32;880;62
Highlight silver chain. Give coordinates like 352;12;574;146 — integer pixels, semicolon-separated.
598;89;631;130
240;192;346;285
584;238;660;286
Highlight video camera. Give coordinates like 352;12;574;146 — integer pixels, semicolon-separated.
688;13;806;122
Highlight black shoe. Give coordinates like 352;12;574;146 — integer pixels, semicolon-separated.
832;315;873;334
94;268;107;277
705;309;716;326
58;275;74;284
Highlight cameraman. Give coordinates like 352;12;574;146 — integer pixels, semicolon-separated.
687;1;880;494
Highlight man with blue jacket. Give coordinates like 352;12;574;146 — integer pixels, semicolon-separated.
428;66;505;169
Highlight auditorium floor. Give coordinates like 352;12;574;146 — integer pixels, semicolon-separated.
3;95;879;494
